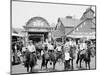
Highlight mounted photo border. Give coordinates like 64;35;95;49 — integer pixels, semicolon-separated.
10;0;96;75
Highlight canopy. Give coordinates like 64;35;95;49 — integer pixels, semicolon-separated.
12;33;24;37
67;33;95;39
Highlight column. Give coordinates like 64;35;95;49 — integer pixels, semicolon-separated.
24;31;29;47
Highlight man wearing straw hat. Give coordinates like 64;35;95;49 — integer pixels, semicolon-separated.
79;38;87;52
47;41;54;54
64;38;73;69
23;40;37;67
64;38;73;52
76;38;87;66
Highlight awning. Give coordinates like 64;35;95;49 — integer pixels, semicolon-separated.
67;33;95;39
12;33;24;37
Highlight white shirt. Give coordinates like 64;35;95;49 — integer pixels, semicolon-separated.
56;46;62;51
41;50;44;56
69;41;73;46
64;42;70;52
17;51;21;57
65;52;71;60
48;44;54;50
22;47;26;52
27;44;36;52
42;42;48;48
80;43;87;50
73;41;76;46
14;45;17;50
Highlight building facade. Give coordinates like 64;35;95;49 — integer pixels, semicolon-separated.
22;7;96;45
54;7;96;41
23;16;53;44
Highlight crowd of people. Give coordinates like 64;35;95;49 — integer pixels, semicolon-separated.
11;37;96;70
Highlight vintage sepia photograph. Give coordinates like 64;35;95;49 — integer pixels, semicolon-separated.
11;0;96;74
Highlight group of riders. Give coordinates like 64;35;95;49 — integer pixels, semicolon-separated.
12;37;95;72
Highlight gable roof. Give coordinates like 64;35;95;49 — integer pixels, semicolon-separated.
52;22;65;39
68;18;96;36
12;28;24;33
59;17;81;27
67;19;86;35
12;28;25;37
80;7;95;20
84;7;94;14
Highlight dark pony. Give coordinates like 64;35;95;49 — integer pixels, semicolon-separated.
41;52;57;70
24;51;37;72
76;46;95;69
41;44;64;70
68;46;76;70
35;42;43;59
41;50;64;70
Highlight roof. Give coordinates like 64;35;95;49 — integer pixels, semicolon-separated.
55;21;65;33
76;20;95;33
12;28;24;33
12;28;25;37
26;16;50;28
80;7;95;20
65;27;73;35
12;33;24;37
59;17;81;27
84;7;94;14
52;22;65;39
57;17;83;35
68;18;96;36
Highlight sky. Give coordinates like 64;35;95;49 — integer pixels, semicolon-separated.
12;1;95;28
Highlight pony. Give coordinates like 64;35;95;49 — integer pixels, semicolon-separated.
24;51;37;72
76;45;95;69
41;51;57;70
35;42;44;59
41;43;65;70
69;46;76;70
41;49;65;70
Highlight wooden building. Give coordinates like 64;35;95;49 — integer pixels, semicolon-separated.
54;7;96;41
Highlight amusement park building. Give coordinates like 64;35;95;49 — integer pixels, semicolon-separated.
23;16;53;43
13;7;96;44
53;7;96;40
